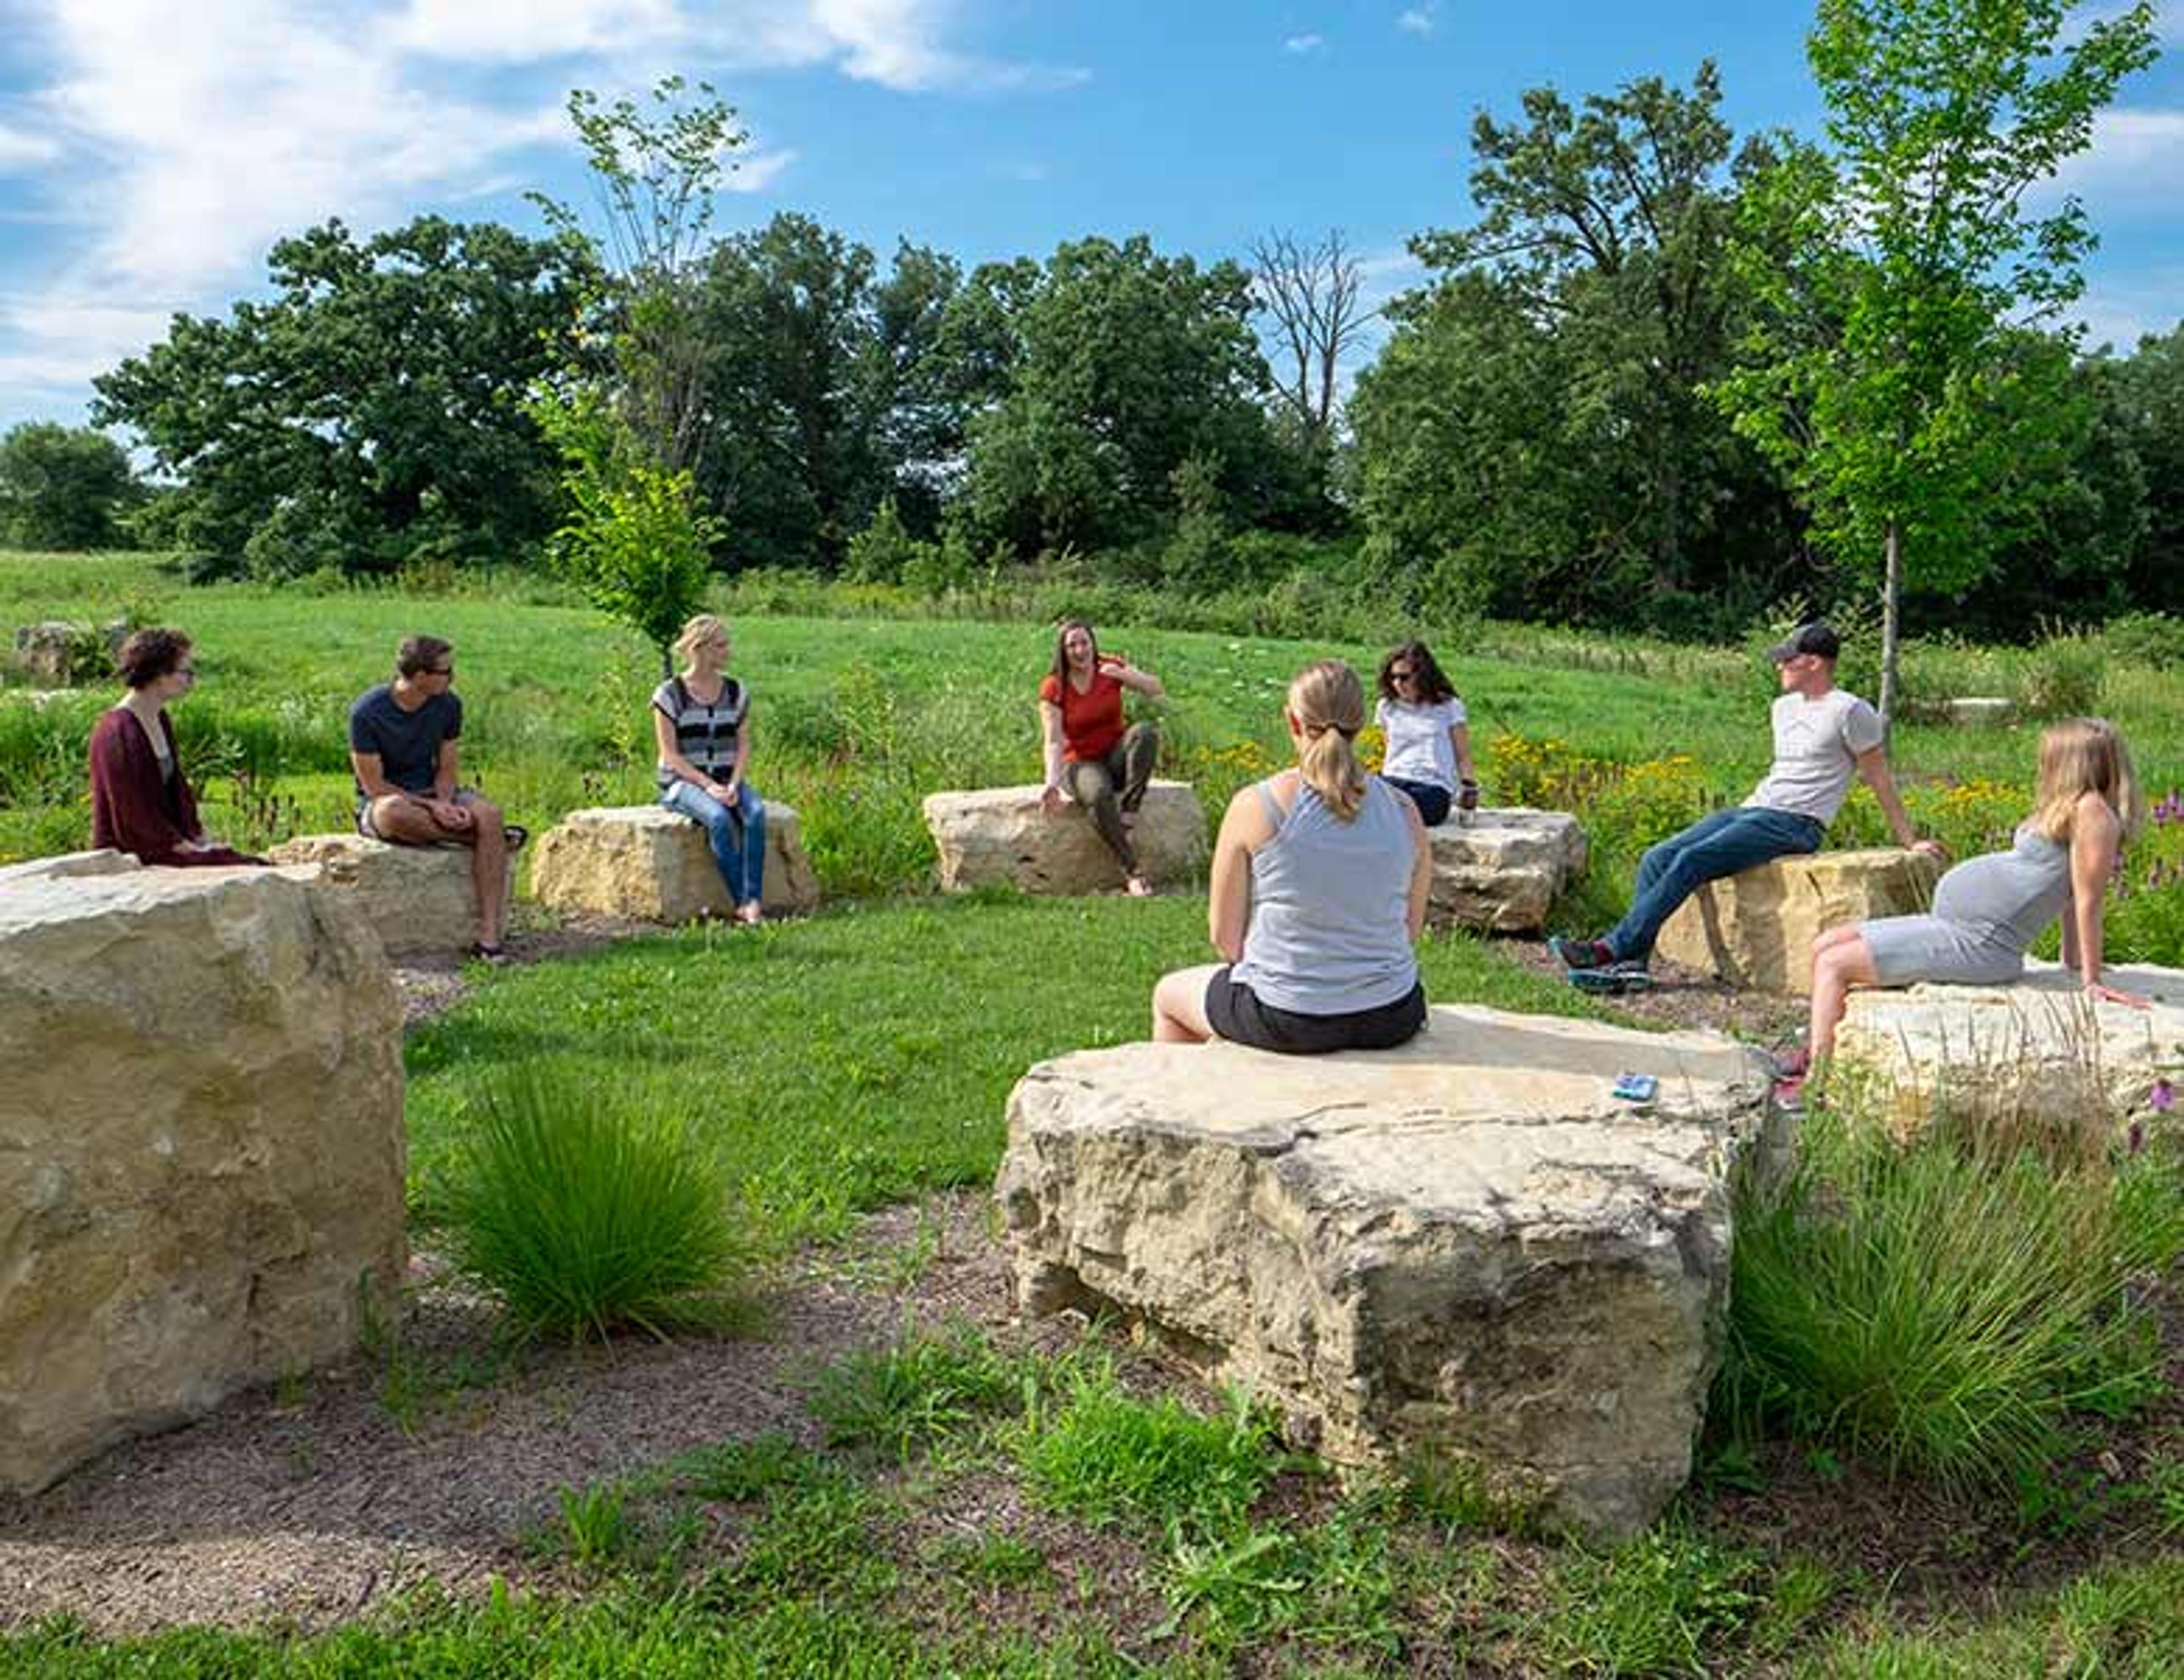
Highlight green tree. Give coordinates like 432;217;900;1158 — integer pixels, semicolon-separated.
1354;65;1799;629
93;217;596;576
0;422;142;549
529;386;717;673
956;235;1297;555
1717;0;2158;721
532;77;747;474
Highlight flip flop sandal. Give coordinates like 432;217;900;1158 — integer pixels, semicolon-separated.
467;941;515;966
502;823;531;853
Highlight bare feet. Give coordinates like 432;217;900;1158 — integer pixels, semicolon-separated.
1126;875;1154;898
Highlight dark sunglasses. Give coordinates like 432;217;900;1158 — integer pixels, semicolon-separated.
1389;667;1417;682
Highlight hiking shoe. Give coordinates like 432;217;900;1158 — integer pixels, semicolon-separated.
1570;961;1653;995
1550;934;1616;972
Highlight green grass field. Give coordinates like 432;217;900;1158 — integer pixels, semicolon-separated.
6;550;2183;1674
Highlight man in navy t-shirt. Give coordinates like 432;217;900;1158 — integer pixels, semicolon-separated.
348;634;518;959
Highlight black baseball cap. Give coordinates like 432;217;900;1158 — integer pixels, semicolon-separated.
1768;622;1840;663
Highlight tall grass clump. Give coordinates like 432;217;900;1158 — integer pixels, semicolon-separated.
437;1068;746;1343
1718;1100;2182;1488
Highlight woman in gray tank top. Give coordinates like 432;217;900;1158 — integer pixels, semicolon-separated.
1151;660;1432;1054
1795;718;2149;1083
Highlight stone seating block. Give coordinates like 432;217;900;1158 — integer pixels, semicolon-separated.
1835;961;2184;1136
1656;846;1943;995
997;1005;1777;1537
265;832;514;957
923;780;1206;894
0;853;404;1493
1425;807;1588;933
528;803;820;923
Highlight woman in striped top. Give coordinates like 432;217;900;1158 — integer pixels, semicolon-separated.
652;614;766;924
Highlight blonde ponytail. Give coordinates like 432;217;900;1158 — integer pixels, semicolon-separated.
1289;660;1368;820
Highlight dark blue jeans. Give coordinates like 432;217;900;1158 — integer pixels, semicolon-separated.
1606;806;1824;963
1383;776;1452;826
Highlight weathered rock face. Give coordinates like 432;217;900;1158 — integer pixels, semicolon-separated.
923;781;1206;894
265;833;512;955
529;803;820;922
1656;847;1943;995
10;619;125;685
0;855;404;1494
1425;808;1588;934
998;1006;1776;1537
1835;961;2184;1135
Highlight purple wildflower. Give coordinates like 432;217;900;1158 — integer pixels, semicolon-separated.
2153;1077;2176;1114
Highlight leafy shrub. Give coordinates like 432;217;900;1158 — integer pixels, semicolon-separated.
438;1067;745;1343
2018;630;2107;718
1718;1103;2181;1488
2100;611;2182;671
845;498;931;585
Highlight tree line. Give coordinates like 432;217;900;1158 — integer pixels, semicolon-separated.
7;1;2173;651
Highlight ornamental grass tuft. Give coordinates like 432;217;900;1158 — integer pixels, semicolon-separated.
439;1067;747;1344
1718;1096;2183;1489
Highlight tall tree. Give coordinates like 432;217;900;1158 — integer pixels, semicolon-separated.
0;423;142;550
1250;229;1370;445
956;235;1289;555
532;77;747;474
1717;0;2158;722
93;217;597;574
1410;63;1764;596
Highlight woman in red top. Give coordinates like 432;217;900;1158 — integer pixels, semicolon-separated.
87;627;262;867
1039;619;1165;895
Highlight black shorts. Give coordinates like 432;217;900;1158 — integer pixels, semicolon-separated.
1203;969;1426;1056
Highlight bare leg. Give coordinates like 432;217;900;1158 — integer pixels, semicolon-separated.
363;792;507;949
1153;964;1223;1043
1808;932;1879;1064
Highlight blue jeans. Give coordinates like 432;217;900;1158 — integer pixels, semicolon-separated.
1606;805;1823;963
1382;776;1452;826
661;780;766;908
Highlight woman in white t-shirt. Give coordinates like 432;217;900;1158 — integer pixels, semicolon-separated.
1372;640;1476;826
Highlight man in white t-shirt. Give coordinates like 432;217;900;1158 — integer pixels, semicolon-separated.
1551;622;1943;990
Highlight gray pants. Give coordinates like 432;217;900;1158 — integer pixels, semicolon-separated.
1063;722;1159;874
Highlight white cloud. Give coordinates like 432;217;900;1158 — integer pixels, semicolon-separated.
2040;106;2184;210
2069;274;2184;353
1284;33;1325;54
0;0;1078;420
1396;6;1436;35
0;123;62;171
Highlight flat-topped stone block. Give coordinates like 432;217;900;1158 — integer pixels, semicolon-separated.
1835;961;2184;1136
265;832;513;957
997;1005;1776;1537
1656;846;1943;995
1945;697;2013;726
0;853;403;1493
924;780;1206;894
1425;806;1587;933
529;803;820;923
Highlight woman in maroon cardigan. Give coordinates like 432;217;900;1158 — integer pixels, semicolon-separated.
88;628;262;867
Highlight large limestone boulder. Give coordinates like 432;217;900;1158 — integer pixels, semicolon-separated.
0;854;404;1494
530;803;820;922
924;781;1206;894
265;833;513;956
1425;808;1587;933
1835;961;2184;1135
1656;847;1943;995
998;1006;1776;1537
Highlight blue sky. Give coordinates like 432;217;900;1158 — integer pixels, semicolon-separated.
0;1;2178;438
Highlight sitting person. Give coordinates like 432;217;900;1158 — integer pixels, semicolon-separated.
87;627;263;867
1374;638;1477;825
349;634;517;961
1152;659;1431;1053
1551;621;1942;992
1789;718;2149;1099
652;613;766;926
1039;618;1164;896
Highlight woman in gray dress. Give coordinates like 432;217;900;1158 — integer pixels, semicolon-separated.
1796;718;2149;1083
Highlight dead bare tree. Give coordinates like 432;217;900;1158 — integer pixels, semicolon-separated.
1250;229;1371;443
